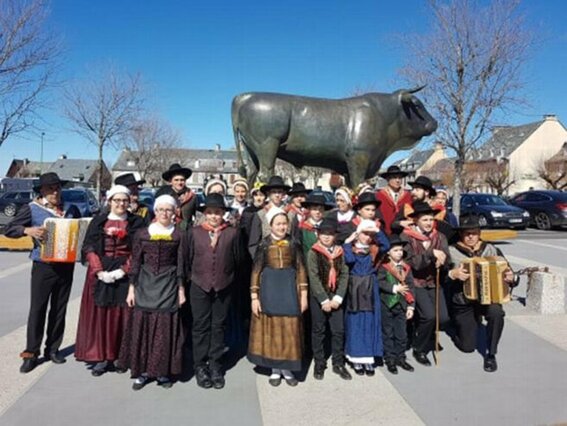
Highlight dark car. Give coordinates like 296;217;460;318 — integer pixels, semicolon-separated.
460;193;530;229
0;190;34;217
509;190;567;230
309;190;336;209
62;188;100;217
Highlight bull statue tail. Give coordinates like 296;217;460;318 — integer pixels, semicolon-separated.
231;95;247;178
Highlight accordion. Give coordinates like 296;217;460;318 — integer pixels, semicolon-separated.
40;218;92;263
461;256;510;304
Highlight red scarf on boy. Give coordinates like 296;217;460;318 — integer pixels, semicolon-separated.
382;261;415;304
311;242;344;292
201;222;229;249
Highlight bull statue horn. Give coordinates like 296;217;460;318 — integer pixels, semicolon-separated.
407;85;426;94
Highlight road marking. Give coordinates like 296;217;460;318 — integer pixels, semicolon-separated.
506;254;567;278
0;262;30;280
515;239;567;252
0;296;80;416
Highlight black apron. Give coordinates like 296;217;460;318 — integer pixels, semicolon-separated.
93;256;129;307
134;265;178;312
259;267;300;316
347;275;375;312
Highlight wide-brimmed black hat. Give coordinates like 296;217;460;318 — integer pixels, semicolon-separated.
114;173;146;187
301;193;333;210
316;217;338;234
380;165;409;179
33;172;68;192
162;163;193;181
260;176;291;194
288;182;312;197
457;214;482;231
408;175;436;196
408;200;440;218
388;234;409;247
197;193;228;212
353;192;382;210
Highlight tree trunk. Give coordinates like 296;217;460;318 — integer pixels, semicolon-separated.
97;139;104;202
452;160;463;219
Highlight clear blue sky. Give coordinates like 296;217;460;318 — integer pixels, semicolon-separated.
1;0;566;176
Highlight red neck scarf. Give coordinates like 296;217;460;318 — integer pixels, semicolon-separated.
299;220;318;231
312;242;344;292
286;204;305;221
382;261;415;304
402;227;438;242
201;222;229;249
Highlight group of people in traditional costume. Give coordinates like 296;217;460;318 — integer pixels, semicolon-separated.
6;161;518;391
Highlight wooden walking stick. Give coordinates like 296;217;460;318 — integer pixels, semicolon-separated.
435;267;440;366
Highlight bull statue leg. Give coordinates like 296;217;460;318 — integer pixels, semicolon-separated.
346;150;371;188
256;137;280;182
240;141;259;184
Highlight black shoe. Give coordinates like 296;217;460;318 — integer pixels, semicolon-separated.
284;376;298;387
375;356;384;367
436;343;444;352
46;352;66;364
195;367;213;389
332;364;352;380
351;363;365;375
397;359;415;372
484;355;498;373
313;366;325;380
364;364;375;376
386;362;398;375
20;357;38;374
210;370;225;389
413;351;431;366
268;377;282;387
132;376;149;391
91;361;108;377
157;377;174;389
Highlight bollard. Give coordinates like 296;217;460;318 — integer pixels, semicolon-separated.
526;271;566;314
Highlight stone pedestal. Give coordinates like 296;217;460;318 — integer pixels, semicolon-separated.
526;272;566;314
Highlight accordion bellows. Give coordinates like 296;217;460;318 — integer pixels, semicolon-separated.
461;256;510;304
40;218;92;263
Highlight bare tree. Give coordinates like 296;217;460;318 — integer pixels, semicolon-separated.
484;161;516;195
64;68;144;200
121;116;183;186
0;0;60;147
538;160;567;190
398;0;533;216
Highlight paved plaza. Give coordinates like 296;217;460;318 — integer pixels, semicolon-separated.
1;229;567;425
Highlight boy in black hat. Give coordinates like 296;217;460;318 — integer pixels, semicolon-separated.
286;182;311;226
4;172;81;373
186;193;240;389
298;193;333;258
400;201;450;367
446;214;518;372
307;218;351;380
156;163;196;228
378;235;416;374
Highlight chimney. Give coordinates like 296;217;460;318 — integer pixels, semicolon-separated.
59;154;67;160
543;114;557;121
434;141;443;151
215;144;221;151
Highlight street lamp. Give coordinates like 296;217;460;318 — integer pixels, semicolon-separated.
40;132;45;174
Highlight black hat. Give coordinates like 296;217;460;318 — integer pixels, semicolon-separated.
288;182;312;197
408;176;436;196
408;200;440;218
197;193;228;212
260;176;291;194
388;234;409;248
162;163;193;181
457;214;482;231
353;192;382;210
301;193;333;210
33;172;68;192
380;165;409;179
114;173;146;187
317;218;338;235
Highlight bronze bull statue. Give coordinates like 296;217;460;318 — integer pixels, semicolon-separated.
231;87;437;187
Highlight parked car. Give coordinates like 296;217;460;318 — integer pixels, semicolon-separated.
62;188;100;217
459;193;530;229
310;190;337;209
138;188;156;213
509;190;567;230
0;190;34;217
